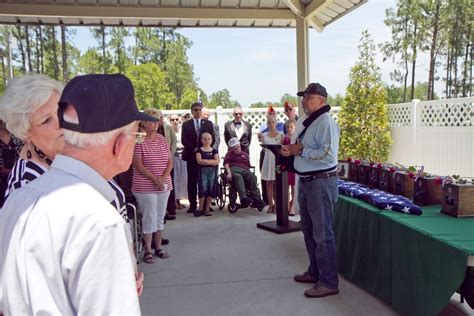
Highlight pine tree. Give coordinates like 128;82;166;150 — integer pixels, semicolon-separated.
338;30;392;162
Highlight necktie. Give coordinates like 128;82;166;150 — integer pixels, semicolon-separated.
195;119;200;140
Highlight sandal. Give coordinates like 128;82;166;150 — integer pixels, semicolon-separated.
267;205;276;213
155;248;170;259
143;251;155;264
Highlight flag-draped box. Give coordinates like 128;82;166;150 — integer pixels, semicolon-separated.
442;183;474;217
414;177;442;206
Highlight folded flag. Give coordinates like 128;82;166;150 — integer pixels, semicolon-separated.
338;180;422;216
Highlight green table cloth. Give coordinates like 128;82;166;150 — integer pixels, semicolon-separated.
334;195;474;316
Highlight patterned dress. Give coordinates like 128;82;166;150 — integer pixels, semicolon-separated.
196;147;218;198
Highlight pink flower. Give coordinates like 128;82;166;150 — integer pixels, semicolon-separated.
281;136;291;146
355;159;361;165
347;157;352;162
377;163;383;169
389;167;396;173
408;172;415;179
434;177;442;186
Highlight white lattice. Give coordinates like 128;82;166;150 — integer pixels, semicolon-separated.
388;103;412;127
419;98;473;127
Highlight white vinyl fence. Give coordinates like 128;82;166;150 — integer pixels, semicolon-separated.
162;96;473;178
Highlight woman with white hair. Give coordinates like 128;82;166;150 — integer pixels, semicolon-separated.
0;74;65;200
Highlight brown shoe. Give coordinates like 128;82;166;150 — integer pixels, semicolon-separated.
304;283;339;298
294;271;318;283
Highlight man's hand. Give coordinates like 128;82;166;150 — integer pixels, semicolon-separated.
280;142;303;157
226;173;232;181
136;272;144;296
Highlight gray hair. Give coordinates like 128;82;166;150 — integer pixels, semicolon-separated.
0;74;64;141
62;109;136;148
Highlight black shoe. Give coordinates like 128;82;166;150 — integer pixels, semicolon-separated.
239;197;251;209
162;238;170;245
253;198;266;208
193;209;204;217
187;206;196;214
164;214;176;220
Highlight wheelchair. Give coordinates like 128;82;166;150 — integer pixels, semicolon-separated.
216;167;265;213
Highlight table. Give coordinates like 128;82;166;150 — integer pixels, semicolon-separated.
334;195;474;316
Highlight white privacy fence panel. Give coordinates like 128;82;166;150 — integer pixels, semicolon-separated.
387;97;474;177
162;97;474;178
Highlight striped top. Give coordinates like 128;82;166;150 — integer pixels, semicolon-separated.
4;158;128;222
132;134;173;193
5;158;48;200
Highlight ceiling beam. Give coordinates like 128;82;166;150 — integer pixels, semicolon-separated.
307;16;324;32
283;0;304;18
0;3;295;21
304;0;334;19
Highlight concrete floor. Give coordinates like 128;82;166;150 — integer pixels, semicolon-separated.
138;205;473;316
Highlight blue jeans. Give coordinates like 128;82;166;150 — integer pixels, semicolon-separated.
298;176;339;290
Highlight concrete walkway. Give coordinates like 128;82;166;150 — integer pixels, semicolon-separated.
138;206;473;316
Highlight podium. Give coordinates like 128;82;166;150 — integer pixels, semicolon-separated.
257;144;301;234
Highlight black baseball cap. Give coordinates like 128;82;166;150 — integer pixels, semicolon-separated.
58;74;158;133
297;83;328;97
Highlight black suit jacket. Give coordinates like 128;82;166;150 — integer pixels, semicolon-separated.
181;118;215;162
224;120;252;154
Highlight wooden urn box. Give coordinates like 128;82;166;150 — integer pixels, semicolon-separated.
391;171;414;199
357;164;370;185
414;177;442;205
368;166;380;189
349;161;358;183
379;168;393;193
441;183;474;217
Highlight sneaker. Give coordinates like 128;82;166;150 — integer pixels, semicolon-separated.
294;271;318;283
304;283;339;298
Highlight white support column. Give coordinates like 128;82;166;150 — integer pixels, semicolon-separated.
296;15;309;116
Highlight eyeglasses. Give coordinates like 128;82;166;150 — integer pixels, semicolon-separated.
284;108;294;112
170;118;179;122
125;131;147;144
233;113;242;116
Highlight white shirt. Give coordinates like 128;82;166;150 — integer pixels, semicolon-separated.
0;155;140;315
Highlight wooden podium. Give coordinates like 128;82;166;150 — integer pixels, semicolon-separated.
257;144;301;234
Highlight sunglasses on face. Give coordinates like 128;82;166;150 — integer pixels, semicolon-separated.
233;113;242;116
284;108;294;113
170;118;179;122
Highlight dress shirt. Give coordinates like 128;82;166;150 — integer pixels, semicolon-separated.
234;121;244;141
0;155;139;315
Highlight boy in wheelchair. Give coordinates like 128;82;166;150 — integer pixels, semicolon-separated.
223;138;266;209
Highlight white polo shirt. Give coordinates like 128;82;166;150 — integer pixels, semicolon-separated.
0;155;140;315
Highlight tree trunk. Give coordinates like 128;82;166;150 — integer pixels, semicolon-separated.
39;26;44;73
35;26;40;73
446;49;451;99
101;26;107;74
461;33;470;97
1;55;6;86
427;1;440;100
51;27;59;79
15;26;26;73
61;25;68;82
25;25;33;72
410;21;418;101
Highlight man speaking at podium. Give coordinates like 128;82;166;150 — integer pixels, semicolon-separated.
281;82;340;298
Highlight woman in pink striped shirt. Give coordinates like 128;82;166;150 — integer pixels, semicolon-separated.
132;110;173;264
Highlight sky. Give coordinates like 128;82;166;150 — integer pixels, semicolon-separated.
73;0;432;106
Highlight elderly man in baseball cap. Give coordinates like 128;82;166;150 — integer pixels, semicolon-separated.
0;74;157;314
223;137;265;209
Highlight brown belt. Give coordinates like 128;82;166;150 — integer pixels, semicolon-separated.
299;170;338;183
